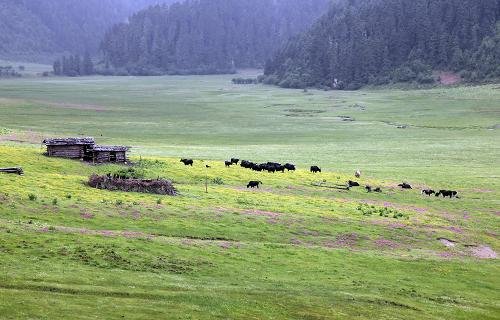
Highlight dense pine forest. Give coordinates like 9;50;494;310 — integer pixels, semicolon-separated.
264;0;500;89
0;0;175;62
100;0;331;75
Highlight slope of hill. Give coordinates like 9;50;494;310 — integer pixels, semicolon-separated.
100;0;331;75
0;0;176;62
263;0;500;89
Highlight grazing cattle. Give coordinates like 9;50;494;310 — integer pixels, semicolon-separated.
373;187;382;193
180;159;194;166
365;185;372;192
275;165;286;173
266;165;276;173
398;182;412;189
241;160;254;169
247;181;263;188
348;180;360;187
205;165;211;168
225;161;233;167
310;166;321;173
231;158;239;165
252;163;263;172
284;163;296;171
421;189;435;196
355;170;361;178
436;190;458;198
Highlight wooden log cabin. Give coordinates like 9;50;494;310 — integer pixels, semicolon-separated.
43;137;130;164
91;145;129;164
42;137;95;159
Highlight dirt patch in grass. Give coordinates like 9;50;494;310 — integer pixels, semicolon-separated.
35;100;108;112
438;72;461;85
324;233;360;248
373;238;400;249
369;220;408;229
216;207;283;220
438;238;457;248
0;131;44;144
284;108;326;117
443;226;463;234
470;246;497;259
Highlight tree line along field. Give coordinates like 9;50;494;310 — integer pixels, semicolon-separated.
0;74;499;319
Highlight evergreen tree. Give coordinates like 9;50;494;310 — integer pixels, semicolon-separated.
82;52;94;75
53;59;62;75
264;0;500;89
100;0;331;75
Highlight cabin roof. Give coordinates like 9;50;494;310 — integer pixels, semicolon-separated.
43;137;95;146
91;145;130;152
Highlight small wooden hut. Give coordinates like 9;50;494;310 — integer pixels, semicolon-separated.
43;137;130;163
91;145;130;164
42;137;95;159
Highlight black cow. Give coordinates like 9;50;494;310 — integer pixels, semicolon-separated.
252;163;263;172
436;190;458;198
225;161;233;167
421;189;435;196
284;163;296;171
310;166;321;173
231;158;239;165
373;187;382;193
241;160;254;169
180;159;194;166
275;165;285;173
247;181;263;188
266;165;276;173
348;180;360;187
398;182;412;189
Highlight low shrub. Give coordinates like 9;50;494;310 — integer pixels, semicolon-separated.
356;203;406;219
211;177;224;185
28;193;37;201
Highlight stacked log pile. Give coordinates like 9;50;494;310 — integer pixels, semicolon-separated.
0;167;23;175
88;174;176;196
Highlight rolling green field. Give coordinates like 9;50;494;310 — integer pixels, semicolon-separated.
0;74;499;319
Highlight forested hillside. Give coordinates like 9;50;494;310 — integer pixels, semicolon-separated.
0;0;176;62
100;0;331;75
264;0;500;89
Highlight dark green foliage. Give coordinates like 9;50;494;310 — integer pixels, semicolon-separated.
100;0;330;75
0;0;177;62
211;177;224;185
232;78;257;85
265;0;500;89
53;53;95;76
109;167;145;180
0;66;21;78
356;204;405;219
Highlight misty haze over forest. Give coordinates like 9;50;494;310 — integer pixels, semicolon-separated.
1;0;498;88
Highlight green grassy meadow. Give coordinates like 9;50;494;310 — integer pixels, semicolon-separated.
0;74;499;319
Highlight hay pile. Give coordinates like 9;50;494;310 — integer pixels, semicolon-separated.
88;174;177;196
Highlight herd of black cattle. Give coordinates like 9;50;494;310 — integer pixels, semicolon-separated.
180;158;459;198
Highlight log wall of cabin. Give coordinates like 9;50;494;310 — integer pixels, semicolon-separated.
47;145;85;158
116;152;127;163
93;151;127;163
